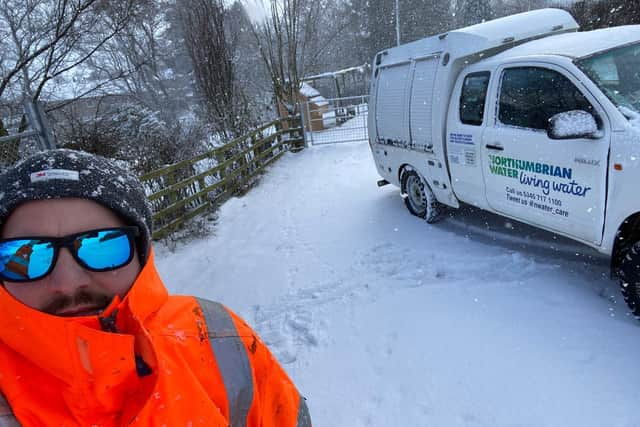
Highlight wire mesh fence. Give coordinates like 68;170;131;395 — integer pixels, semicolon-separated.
301;95;369;145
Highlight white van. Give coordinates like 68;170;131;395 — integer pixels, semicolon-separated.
368;8;640;314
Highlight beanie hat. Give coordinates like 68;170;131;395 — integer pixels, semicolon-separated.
0;149;153;264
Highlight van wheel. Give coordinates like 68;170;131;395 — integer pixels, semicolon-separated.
401;170;443;223
618;241;640;316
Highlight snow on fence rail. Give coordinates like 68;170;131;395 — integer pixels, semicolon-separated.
140;116;304;239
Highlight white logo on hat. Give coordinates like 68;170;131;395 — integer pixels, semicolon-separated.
30;169;80;183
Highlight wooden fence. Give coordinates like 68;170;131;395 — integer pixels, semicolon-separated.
140;116;304;239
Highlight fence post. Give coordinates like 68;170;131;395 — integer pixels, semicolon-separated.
305;101;314;146
23;99;56;150
251;132;261;170
297;103;308;149
290;115;304;152
214;149;227;200
166;170;178;206
274;118;283;152
298;102;307;133
237;136;250;194
198;176;207;206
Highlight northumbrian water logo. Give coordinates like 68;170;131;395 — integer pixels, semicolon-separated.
488;155;591;197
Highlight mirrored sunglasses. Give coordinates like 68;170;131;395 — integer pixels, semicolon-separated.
0;226;139;283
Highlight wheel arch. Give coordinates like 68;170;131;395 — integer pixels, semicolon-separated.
611;212;640;276
398;163;417;187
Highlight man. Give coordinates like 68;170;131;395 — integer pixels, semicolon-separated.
0;149;311;426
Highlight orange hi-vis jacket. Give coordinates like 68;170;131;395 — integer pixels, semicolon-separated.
0;249;311;426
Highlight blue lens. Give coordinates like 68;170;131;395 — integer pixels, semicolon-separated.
0;239;54;280
75;229;132;270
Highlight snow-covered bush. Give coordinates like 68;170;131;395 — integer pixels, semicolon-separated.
56;101;208;175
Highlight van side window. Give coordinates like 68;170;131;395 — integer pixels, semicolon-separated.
498;67;596;130
460;72;491;125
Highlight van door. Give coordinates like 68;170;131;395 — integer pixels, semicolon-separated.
408;55;458;204
481;63;609;244
409;56;439;152
446;71;492;208
375;61;412;145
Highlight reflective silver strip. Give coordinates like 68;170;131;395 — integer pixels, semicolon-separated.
0;394;19;426
296;394;312;427
197;298;253;427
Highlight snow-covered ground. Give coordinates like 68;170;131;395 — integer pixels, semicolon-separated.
155;140;640;427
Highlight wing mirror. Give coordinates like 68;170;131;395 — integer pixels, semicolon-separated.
548;110;600;140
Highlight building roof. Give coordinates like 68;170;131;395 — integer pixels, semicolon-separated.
300;82;321;98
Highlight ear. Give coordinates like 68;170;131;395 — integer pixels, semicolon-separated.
135;236;150;266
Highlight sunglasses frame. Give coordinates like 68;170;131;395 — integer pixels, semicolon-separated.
0;226;140;283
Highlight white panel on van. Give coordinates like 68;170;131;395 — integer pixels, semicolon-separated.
375;63;411;142
409;56;438;149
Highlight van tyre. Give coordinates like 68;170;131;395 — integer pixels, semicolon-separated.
618;241;640;316
401;170;443;223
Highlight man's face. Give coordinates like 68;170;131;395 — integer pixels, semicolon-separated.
0;198;142;316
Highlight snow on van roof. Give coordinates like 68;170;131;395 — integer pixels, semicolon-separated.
486;25;640;61
377;9;578;67
452;8;577;42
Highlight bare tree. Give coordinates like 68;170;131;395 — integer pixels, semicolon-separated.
250;0;327;116
568;0;640;29
490;0;548;18
225;1;273;120
0;0;140;103
85;0;194;125
457;0;493;26
176;0;251;139
0;0;142;166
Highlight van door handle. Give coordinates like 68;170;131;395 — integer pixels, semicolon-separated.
485;143;504;151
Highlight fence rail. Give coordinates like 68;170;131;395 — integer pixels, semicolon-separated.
140;116;304;239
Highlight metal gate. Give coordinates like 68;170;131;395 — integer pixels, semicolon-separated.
301;95;368;145
0;99;57;167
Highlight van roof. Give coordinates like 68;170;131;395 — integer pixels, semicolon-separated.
377;9;578;67
452;8;576;42
487;25;640;62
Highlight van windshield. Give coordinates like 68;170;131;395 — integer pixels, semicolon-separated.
577;42;640;116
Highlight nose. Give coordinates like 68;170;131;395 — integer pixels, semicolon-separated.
46;248;91;294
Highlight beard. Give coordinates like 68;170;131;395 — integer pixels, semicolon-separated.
41;289;114;316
